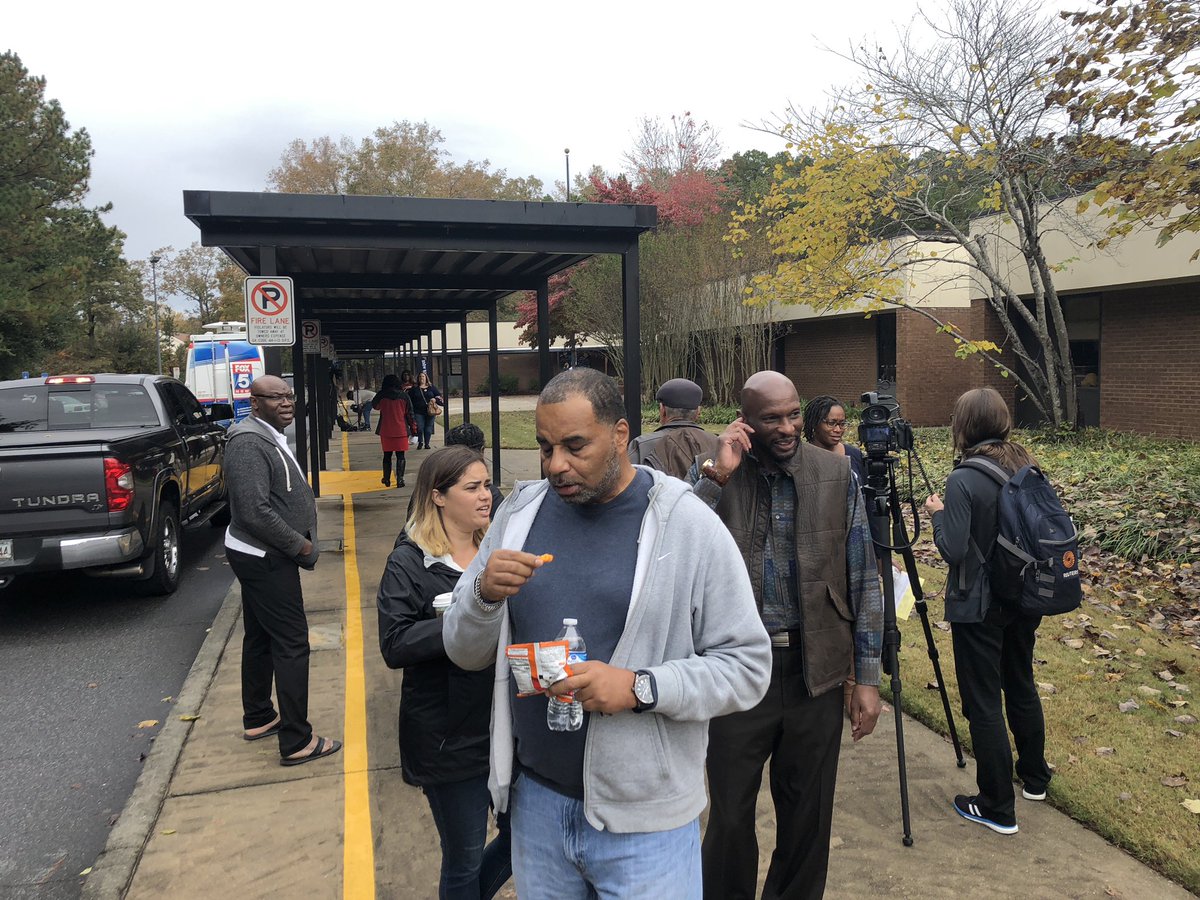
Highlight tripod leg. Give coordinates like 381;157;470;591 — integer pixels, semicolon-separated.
877;547;915;846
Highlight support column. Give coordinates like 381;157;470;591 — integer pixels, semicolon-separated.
537;280;552;389
488;304;501;484
259;246;283;377
622;240;642;439
440;323;450;435
460;318;471;425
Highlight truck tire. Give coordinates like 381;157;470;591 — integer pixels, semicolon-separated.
143;499;181;596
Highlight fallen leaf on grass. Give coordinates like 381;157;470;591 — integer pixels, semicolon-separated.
1104;672;1125;682
936;621;950;632
1183;799;1200;814
1068;754;1081;765
178;714;200;722
1158;670;1176;681
1168;700;1190;708
1118;699;1140;713
1166;729;1184;738
136;720;159;729
1137;685;1163;698
1063;638;1085;650
1161;774;1189;788
1134;648;1147;657
925;681;940;690
1117;792;1132;802
1096;747;1115;756
1174;715;1198;725
1038;682;1058;694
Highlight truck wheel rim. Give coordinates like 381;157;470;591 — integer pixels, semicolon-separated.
163;517;179;581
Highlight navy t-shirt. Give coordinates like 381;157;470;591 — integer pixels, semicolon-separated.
508;469;653;798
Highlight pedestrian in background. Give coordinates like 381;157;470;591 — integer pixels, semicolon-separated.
374;373;417;488
925;387;1052;835
377;446;511;898
627;377;719;480
444;368;770;900
409;371;444;450
693;370;882;900
803;395;866;489
224;375;341;766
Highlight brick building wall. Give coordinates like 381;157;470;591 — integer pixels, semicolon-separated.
1100;285;1199;439
779;317;877;403
896;302;1015;426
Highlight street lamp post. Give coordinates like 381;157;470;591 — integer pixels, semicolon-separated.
149;254;162;376
564;148;571;202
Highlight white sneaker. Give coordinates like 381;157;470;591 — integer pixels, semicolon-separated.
1022;787;1047;801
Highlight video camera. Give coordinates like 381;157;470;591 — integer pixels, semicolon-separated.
858;391;914;457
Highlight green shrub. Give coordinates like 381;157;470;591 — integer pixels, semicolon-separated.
475;374;521;395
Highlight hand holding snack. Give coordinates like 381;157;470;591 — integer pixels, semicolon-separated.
547;660;638;714
479;549;548;602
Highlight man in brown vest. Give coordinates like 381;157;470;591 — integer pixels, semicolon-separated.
690;370;883;900
627;377;720;480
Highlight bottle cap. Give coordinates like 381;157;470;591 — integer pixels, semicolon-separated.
563;617;577;626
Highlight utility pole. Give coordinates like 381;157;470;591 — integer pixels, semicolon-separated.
149;255;163;375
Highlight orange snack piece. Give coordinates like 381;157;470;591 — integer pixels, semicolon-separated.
538;553;555;563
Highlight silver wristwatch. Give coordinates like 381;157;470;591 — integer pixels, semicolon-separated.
632;670;656;712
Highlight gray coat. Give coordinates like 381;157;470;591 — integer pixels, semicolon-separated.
224;415;319;568
444;467;771;833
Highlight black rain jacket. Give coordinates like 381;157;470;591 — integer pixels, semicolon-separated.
377;536;492;786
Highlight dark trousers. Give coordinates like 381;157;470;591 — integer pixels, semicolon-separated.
382;451;406;483
951;604;1052;818
423;773;512;900
228;548;313;757
702;647;844;900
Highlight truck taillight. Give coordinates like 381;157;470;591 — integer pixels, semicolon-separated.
104;458;134;511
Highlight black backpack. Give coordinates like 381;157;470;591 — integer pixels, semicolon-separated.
959;456;1082;617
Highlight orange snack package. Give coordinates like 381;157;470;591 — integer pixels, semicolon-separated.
506;640;571;697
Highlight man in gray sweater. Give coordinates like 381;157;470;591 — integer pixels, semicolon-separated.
444;368;771;899
224;375;341;766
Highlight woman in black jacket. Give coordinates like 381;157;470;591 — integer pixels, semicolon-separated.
924;387;1052;836
377;446;510;898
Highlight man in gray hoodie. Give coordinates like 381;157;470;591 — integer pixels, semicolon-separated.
444;368;771;899
224;376;341;767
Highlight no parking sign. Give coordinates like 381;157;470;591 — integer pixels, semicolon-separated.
244;277;295;346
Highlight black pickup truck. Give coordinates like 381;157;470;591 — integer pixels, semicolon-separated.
0;374;234;596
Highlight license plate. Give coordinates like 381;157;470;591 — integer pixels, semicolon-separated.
0;539;11;562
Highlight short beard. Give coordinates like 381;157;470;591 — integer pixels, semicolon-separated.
562;447;622;505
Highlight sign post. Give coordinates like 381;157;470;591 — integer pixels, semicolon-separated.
244;277;295;346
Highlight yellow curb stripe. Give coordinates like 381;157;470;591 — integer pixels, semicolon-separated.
342;495;374;899
342;431;350;472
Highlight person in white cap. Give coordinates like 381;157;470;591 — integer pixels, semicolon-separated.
627;377;720;480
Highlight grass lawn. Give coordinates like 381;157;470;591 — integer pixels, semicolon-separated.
465;407;1200;888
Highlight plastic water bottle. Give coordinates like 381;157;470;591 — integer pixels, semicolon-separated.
547;618;587;732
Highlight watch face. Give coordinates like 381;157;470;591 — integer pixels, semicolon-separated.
635;673;653;705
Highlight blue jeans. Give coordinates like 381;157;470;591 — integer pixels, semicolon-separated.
510;773;702;900
423;774;512;900
361;401;372;429
417;412;436;448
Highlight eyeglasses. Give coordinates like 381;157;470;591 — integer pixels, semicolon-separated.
252;392;296;403
822;419;848;429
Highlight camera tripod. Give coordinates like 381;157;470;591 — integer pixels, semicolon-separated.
861;450;965;846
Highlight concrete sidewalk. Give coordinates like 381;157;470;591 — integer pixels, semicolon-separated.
83;431;1196;899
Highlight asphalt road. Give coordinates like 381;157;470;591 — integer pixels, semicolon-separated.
0;523;234;899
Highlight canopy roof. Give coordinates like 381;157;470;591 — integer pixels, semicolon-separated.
184;190;656;353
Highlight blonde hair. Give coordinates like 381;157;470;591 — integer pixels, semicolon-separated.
951;388;1038;471
404;446;488;557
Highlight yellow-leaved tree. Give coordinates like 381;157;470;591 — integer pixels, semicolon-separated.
734;0;1104;428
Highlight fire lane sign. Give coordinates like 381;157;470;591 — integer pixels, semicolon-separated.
244;277;295;346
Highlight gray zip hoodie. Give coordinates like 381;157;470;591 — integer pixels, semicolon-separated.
224;415;319;568
444;467;771;833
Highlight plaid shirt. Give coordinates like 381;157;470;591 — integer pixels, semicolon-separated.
690;461;883;687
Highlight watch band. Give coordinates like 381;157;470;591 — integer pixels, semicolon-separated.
700;459;730;487
472;571;504;613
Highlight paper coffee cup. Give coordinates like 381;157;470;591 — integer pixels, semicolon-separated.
432;592;454;616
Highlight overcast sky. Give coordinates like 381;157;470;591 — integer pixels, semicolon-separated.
10;0;1066;282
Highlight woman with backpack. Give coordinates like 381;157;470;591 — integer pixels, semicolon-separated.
924;387;1052;836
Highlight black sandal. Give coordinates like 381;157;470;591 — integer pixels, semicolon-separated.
280;736;342;767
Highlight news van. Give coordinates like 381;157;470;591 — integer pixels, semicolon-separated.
184;322;265;423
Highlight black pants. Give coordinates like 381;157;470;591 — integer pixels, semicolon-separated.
951;604;1051;818
423;773;512;899
228;548;313;757
702;647;844;900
